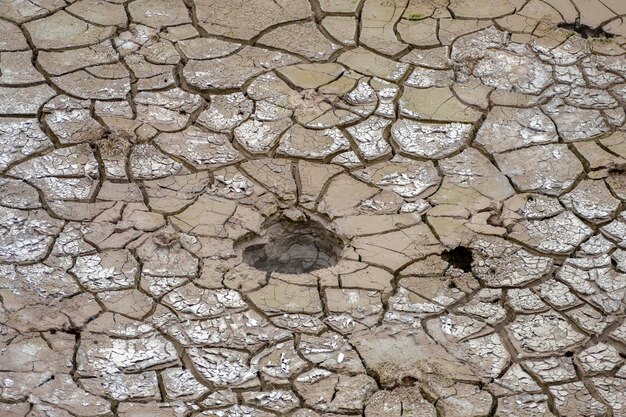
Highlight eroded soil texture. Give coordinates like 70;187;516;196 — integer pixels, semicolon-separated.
2;0;626;416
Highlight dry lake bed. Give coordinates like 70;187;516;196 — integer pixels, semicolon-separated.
1;0;626;416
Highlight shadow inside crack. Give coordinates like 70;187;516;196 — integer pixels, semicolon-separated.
442;246;473;273
558;22;614;39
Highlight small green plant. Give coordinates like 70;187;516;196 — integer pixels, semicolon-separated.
407;12;425;21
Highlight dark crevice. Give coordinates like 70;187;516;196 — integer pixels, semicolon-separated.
557;22;614;39
442;246;474;273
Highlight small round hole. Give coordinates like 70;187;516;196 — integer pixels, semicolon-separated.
442;246;474;273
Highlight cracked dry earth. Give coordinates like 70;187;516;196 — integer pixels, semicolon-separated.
4;1;626;417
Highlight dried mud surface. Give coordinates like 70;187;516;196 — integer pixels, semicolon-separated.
2;0;626;416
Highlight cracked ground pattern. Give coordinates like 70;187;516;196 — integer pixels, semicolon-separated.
2;0;626;416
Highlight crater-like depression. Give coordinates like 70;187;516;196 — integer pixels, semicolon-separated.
240;212;344;274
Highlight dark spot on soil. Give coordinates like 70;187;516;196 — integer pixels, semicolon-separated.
400;376;418;386
442;246;473;273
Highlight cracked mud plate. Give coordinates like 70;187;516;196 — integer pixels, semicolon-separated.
2;0;626;416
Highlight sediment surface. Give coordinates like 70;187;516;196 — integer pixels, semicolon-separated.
1;0;626;416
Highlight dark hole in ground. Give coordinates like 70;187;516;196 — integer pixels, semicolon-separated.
400;376;418;386
241;214;343;274
558;22;614;39
442;246;473;273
